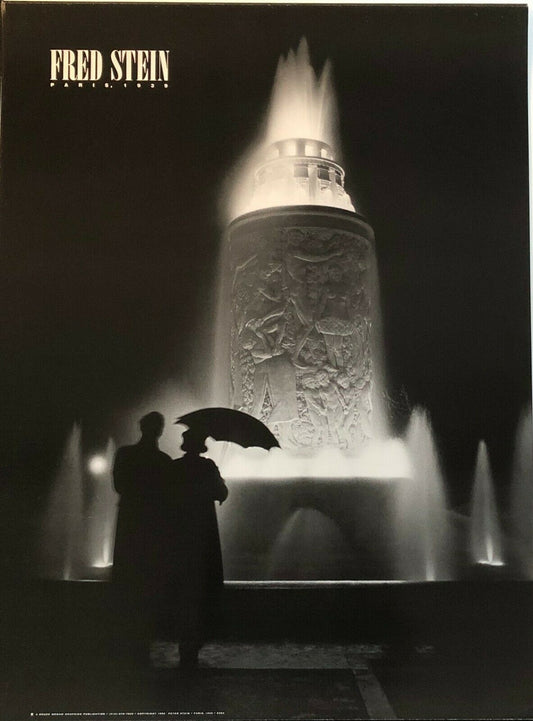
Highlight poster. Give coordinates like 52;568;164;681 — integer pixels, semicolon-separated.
1;2;532;719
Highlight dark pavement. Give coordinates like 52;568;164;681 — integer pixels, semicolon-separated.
2;581;533;720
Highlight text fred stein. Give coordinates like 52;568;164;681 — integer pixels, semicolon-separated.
50;49;170;85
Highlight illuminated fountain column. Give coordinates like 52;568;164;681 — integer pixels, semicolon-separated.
221;41;387;451
228;195;377;450
215;40;410;581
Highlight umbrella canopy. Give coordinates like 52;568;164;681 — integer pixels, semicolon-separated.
175;407;280;450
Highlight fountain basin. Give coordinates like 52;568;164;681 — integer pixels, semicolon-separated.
218;477;405;581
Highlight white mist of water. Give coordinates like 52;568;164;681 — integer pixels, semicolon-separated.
218;438;410;480
40;423;84;580
85;438;119;568
265;38;337;151
223;38;354;222
510;407;533;577
396;408;452;581
469;441;504;566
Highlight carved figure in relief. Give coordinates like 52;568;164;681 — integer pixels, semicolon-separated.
240;327;298;446
233;256;284;329
300;369;355;447
230;226;374;449
356;377;374;440
295;334;328;370
315;261;358;368
330;372;354;446
301;370;330;445
321;376;349;446
337;371;370;447
284;257;339;365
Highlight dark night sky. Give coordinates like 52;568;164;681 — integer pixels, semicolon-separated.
0;3;530;525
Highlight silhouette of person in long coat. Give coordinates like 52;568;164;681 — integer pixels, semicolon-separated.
112;411;171;654
164;429;228;668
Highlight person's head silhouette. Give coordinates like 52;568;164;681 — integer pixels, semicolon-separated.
181;429;207;455
139;411;165;442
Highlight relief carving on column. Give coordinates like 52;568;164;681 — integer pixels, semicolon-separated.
230;226;373;450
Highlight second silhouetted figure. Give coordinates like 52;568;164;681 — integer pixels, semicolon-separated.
161;429;228;668
113;411;172;659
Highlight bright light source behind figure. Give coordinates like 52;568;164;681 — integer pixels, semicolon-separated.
88;455;108;475
86;439;118;570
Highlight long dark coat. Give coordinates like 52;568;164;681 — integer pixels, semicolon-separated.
112;441;171;591
155;453;228;643
167;453;228;593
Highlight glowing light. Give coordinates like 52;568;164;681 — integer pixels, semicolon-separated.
88;455;108;475
86;439;118;569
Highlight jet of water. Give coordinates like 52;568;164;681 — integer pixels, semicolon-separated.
469;440;504;566
223;38;346;222
265;38;338;151
396;408;452;581
85;438;119;569
39;422;84;580
509;406;533;577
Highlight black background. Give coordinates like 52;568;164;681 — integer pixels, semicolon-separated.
0;3;530;561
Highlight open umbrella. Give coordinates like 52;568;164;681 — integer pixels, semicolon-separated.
175;407;280;450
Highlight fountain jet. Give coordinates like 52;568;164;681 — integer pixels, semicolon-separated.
85;438;118;569
510;407;533;577
39;423;84;580
469;441;504;567
266;38;337;151
396;408;452;581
